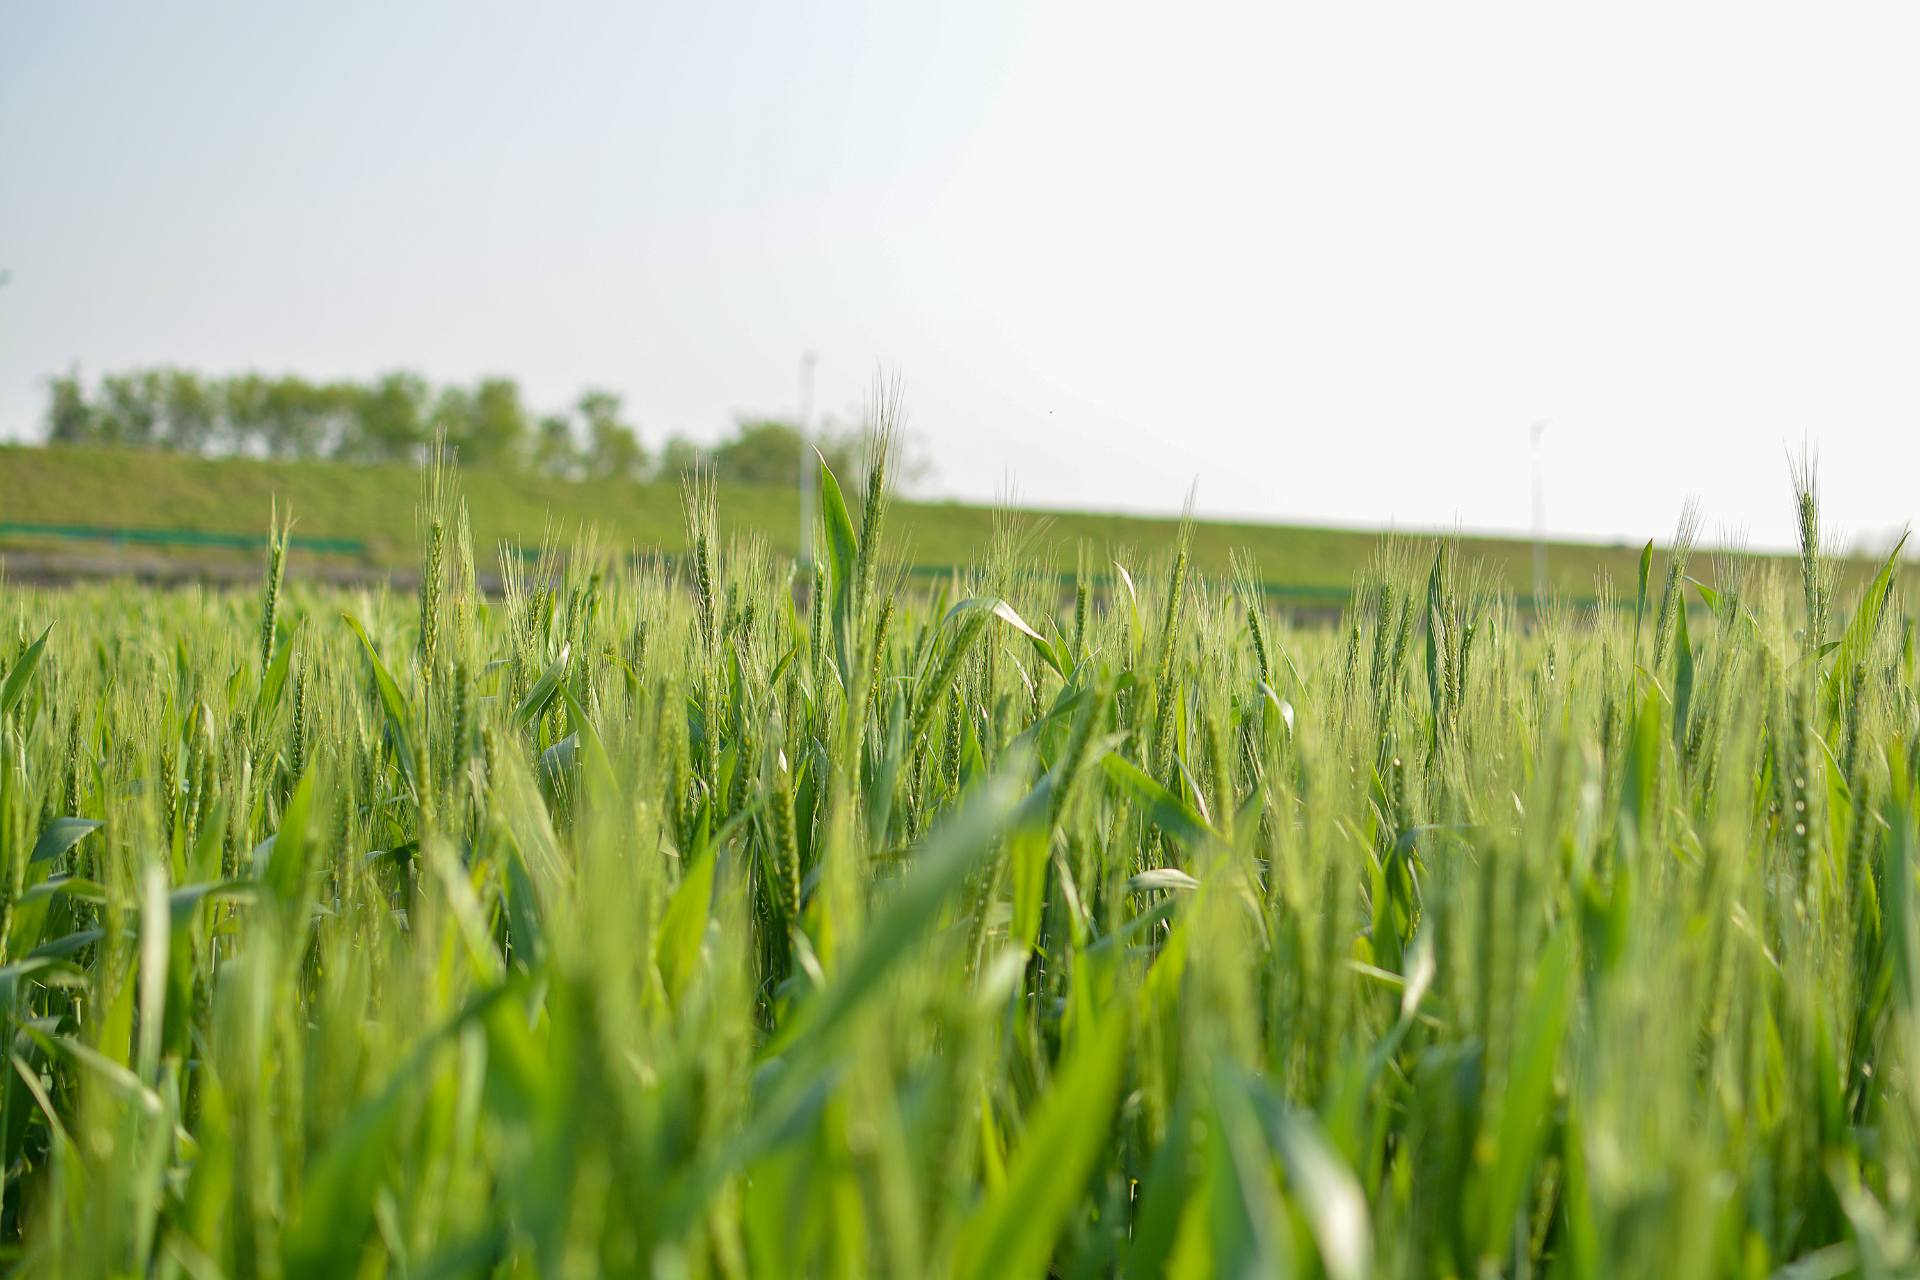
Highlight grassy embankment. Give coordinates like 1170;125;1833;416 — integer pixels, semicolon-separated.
0;443;1663;598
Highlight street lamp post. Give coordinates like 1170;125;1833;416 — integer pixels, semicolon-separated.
1530;419;1549;605
798;350;818;570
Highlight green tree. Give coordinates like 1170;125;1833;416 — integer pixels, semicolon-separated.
427;385;474;458
348;371;430;462
441;378;528;468
656;434;703;481
160;370;219;453
704;417;863;488
44;370;96;444
534;414;581;479
223;373;271;455
256;376;342;459
578;389;648;482
710;418;808;487
96;371;165;447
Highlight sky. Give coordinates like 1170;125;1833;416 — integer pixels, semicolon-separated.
2;1;1918;549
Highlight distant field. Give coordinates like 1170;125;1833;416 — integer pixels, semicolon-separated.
0;444;1680;598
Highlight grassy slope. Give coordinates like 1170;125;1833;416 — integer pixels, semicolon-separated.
0;443;1659;595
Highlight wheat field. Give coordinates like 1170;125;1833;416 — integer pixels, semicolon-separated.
0;440;1914;1278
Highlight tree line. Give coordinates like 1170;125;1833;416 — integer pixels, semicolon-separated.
40;367;870;486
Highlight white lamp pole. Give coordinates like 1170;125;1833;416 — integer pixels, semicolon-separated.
1530;419;1549;605
798;350;818;569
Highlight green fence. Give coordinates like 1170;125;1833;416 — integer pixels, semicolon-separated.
0;521;366;556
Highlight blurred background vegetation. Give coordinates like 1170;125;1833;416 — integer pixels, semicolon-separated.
39;365;895;488
10;366;1872;602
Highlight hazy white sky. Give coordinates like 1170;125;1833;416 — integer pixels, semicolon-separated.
3;2;1917;548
